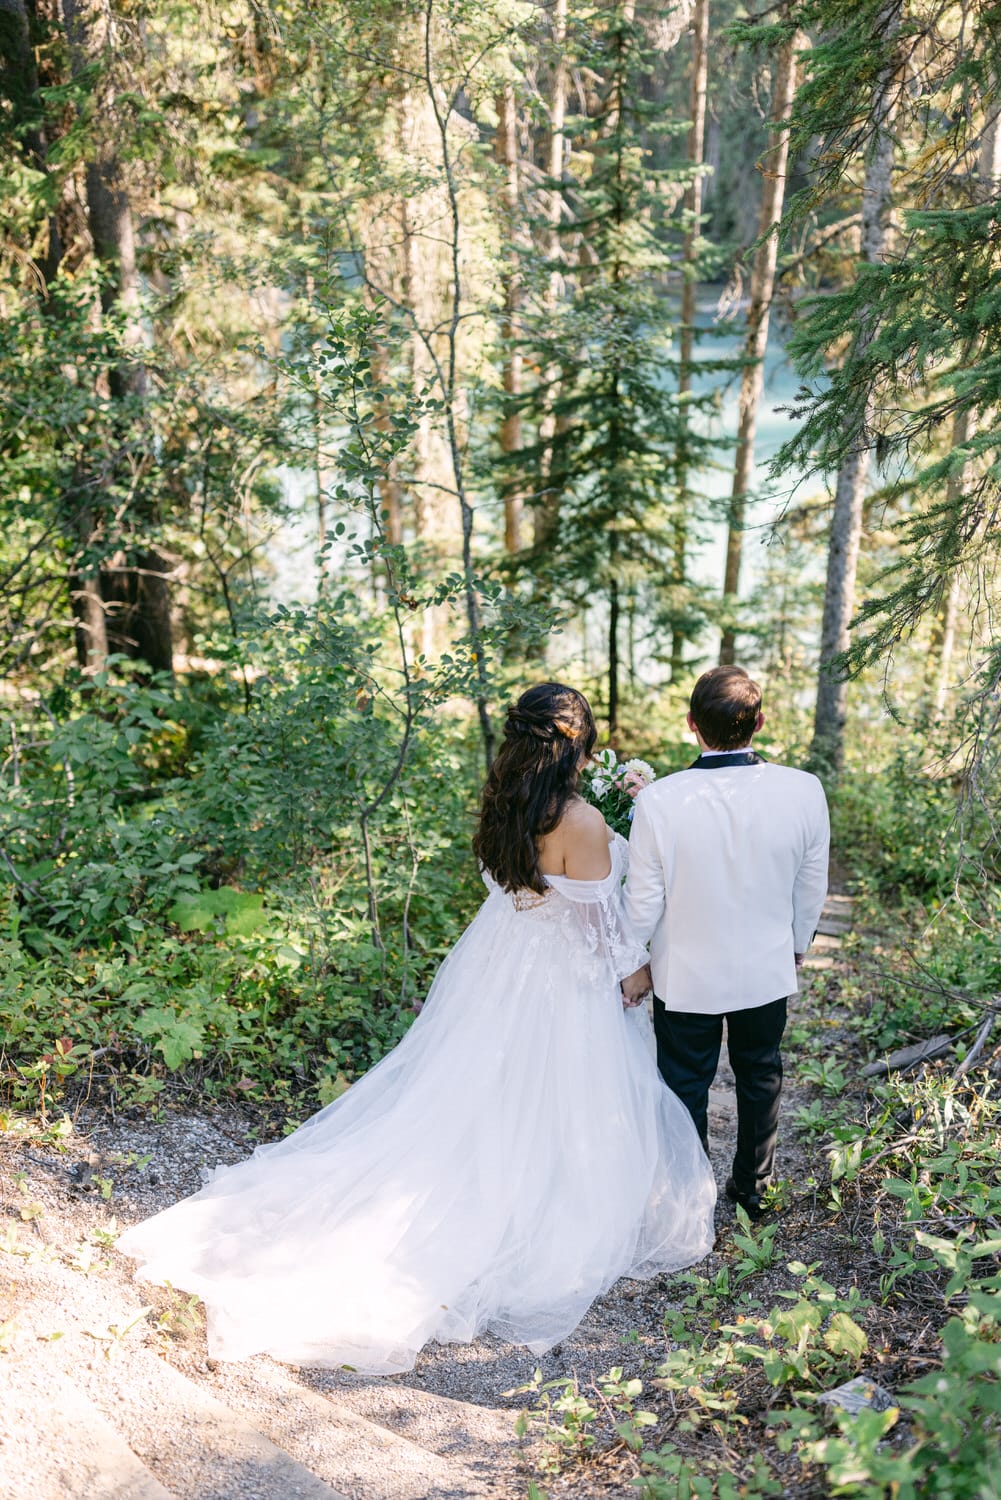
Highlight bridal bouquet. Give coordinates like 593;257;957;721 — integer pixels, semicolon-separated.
581;749;656;837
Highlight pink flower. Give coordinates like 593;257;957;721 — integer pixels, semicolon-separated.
621;770;647;797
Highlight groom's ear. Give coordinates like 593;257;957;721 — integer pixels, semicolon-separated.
755;711;765;733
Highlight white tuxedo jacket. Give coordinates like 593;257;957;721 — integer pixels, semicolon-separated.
625;757;830;1015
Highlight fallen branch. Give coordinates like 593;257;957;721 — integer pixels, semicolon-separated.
952;1002;999;1079
861;1034;953;1079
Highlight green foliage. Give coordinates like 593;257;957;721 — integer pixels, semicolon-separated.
509;2;730;709
636;1442;782;1500
830;738;995;898
771;0;1001;737
0;609;487;1119
508;1364;658;1475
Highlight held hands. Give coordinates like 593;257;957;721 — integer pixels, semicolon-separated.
621;964;653;1009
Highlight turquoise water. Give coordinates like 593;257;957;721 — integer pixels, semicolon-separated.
684;301;819;591
269;303;820;611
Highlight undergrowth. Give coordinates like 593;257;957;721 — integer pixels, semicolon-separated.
0;652;484;1127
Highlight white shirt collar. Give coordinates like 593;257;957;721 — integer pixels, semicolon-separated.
699;744;753;756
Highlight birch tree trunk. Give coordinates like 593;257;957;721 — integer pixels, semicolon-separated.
718;31;800;666
496;80;524;553
811;7;900;768
420;0;493;765
671;0;709;680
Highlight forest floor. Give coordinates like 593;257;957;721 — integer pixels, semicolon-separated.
0;888;906;1500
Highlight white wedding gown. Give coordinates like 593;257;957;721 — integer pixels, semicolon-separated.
117;834;716;1373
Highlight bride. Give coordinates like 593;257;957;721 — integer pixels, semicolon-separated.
118;683;716;1374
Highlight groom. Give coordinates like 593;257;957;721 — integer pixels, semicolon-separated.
624;666;830;1217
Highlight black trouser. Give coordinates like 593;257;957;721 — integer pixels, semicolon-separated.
653;996;788;1198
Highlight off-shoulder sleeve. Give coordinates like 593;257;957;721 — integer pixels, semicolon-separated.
547;843;649;982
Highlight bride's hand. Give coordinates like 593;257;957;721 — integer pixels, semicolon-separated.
621;964;652;1008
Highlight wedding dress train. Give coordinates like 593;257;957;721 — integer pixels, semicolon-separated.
117;835;717;1373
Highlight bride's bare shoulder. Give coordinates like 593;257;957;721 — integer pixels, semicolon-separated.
543;799;612;880
559;798;606;835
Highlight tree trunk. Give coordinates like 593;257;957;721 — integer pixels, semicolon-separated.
932;572;963;718
671;0;709;681
63;0;173;676
533;0;568;555
68;498;109;669
0;0;44;161
608;547;620;738
810;6;899;769
371;344;403;548
419;0;493;768
496;80;524;553
719;31;800;665
0;0;112;667
979;99;1001;192
930;95;1000;716
627;585;637;688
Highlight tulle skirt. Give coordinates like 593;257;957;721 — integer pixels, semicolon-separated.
118;889;717;1373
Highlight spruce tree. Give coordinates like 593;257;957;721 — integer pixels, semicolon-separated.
772;0;1001;762
520;1;721;730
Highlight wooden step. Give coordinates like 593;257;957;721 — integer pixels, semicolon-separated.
816;917;852;937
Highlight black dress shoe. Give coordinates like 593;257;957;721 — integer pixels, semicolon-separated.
725;1176;765;1220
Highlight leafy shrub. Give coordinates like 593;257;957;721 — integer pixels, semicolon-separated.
0;590;491;1119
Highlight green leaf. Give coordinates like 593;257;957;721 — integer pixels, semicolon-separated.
823;1313;868;1360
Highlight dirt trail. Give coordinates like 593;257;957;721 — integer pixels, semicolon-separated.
0;892;851;1499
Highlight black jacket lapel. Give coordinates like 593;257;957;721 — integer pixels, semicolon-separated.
688;751;764;769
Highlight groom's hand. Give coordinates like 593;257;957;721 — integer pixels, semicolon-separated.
621;964;652;1007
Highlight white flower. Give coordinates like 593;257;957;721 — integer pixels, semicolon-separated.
590;774;612;798
622;758;655;785
590;748;617;771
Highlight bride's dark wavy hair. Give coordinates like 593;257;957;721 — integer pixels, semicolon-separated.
473;683;597;894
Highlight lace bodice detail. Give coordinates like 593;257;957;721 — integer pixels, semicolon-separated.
481;832;648;982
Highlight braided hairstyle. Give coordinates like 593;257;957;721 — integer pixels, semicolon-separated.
473;682;597;894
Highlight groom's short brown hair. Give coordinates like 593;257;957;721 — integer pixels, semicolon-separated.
690;666;762;750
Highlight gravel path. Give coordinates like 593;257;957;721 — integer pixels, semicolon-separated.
0;896;850;1499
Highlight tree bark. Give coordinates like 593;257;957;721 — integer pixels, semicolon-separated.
608;541;621;738
68;498;109;669
371;344;403;548
0;0;44;161
810;5;899;768
496;80;524;553
533;0;568;555
978;99;1001;193
930;93;1001;716
719;30;800;665
0;0;112;667
62;0;173;676
420;0;493;767
932;571;963;719
671;0;709;680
